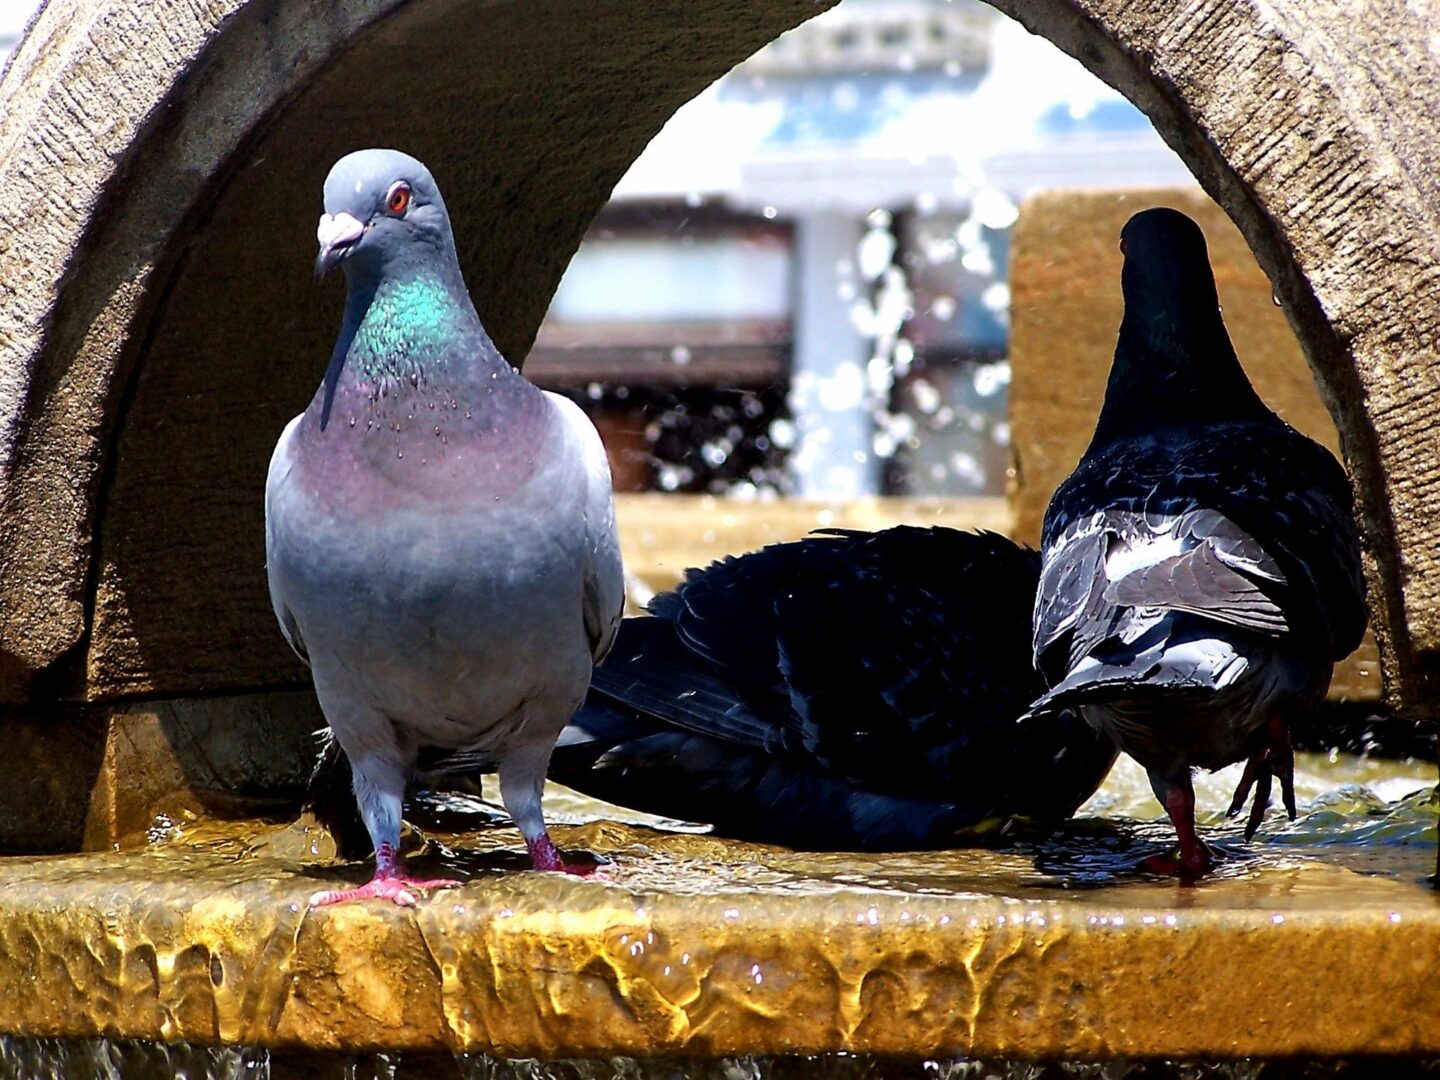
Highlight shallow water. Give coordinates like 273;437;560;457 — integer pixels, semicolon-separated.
535;749;1440;892
124;747;1440;912
3;1039;1439;1079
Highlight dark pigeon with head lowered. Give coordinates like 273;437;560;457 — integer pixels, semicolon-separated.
266;149;624;905
1027;207;1366;879
549;526;1118;850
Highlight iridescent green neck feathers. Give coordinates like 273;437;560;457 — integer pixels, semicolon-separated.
346;273;473;382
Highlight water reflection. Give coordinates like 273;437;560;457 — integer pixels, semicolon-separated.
225;748;1439;908
4;1039;1439;1079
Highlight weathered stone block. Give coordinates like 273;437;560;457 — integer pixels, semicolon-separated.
0;692;320;851
616;493;1012;601
0;707;107;851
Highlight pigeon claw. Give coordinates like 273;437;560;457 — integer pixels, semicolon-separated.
562;861;611;881
1225;760;1273;841
309;873;463;908
1226;718;1297;840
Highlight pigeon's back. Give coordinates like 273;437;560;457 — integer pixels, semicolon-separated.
1034;418;1366;689
1028;208;1364;827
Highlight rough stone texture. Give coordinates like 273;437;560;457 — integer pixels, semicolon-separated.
0;692;320;851
0;706;107;851
0;0;1439;712
1009;188;1382;702
0;0;830;702
0;0;407;698
0;815;1433;1058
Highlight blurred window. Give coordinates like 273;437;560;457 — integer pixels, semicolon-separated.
527;207;792;392
547;235;790;323
527;207;797;494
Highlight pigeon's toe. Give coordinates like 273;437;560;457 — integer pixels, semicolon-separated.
525;832;606;876
309;873;463;908
1227;718;1296;839
1225;752;1274;841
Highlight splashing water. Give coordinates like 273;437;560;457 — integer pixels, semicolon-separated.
5;1040;1438;1079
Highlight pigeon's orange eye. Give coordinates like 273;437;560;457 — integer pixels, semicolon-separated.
387;183;411;215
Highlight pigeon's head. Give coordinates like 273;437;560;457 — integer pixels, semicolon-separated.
1091;206;1272;444
316;149;455;281
1118;207;1220;317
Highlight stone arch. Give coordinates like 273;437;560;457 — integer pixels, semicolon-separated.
0;0;1436;717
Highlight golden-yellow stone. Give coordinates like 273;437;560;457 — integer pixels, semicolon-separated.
0;792;1433;1060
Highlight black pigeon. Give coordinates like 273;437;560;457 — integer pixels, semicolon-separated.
548;526;1119;851
1027;207;1366;879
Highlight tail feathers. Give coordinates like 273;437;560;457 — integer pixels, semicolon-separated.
303;732;371;860
1027;635;1251;720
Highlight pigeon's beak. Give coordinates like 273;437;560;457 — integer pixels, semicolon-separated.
315;212;365;278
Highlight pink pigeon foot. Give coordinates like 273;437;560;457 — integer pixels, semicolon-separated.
309;873;463;908
1142;779;1215;882
526;832;602;877
309;842;463;907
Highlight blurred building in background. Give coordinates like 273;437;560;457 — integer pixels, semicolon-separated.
528;0;1191;500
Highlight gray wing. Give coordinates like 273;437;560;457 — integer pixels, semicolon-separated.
263;414;310;666
1034;507;1288;681
1103;509;1287;634
1032;512;1110;673
548;392;625;664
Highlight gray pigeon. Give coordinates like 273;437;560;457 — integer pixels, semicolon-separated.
1027;208;1365;879
265;149;625;906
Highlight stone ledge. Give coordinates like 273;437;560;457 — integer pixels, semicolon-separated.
0;813;1434;1060
615;493;1012;602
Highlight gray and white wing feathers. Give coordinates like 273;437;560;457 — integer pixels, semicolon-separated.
1034;507;1290;692
1102;509;1287;635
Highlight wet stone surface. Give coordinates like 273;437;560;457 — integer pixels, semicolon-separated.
0;754;1432;1062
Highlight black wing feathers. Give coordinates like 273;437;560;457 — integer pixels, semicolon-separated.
553;527;1119;848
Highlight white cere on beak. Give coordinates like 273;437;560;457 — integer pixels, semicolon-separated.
317;212;365;251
